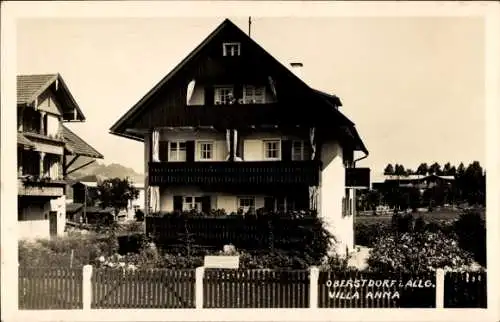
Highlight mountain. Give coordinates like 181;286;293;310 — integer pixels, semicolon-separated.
67;157;144;183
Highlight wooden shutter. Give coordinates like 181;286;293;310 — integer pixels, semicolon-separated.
205;86;214;105
159;141;169;162
173;196;183;212
186;141;195;162
201;196;211;214
281;140;292;161
264;197;275;212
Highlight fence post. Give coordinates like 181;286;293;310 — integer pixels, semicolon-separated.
309;266;319;308
435;269;445;309
82;265;93;310
195;266;205;309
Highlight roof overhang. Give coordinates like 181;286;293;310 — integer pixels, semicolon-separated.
17;73;86;121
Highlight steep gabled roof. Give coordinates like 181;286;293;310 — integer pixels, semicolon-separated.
17;73;86;121
62;125;104;159
110;18;367;155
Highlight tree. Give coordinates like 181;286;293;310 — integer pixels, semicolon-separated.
416;163;429;175
366;190;382;215
96;177;140;220
384;164;395;175
408;187;421;212
428;162;441;175
448;166;457;177
442;162;452;176
394;164;406;176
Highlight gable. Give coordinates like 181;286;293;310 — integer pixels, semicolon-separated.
37;88;63;116
111;20;351;133
109;19;367;155
17;73;86;121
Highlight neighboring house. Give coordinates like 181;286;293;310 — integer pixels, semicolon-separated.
17;73;103;239
128;182;145;214
72;176;144;221
109;19;370;253
373;174;455;191
66;203;114;225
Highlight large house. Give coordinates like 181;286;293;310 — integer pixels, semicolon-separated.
17;73;103;239
110;19;370;253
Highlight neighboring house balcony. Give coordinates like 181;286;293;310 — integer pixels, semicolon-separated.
17;146;65;197
149;160;321;186
18;178;66;197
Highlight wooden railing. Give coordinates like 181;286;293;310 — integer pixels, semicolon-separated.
149;160;321;186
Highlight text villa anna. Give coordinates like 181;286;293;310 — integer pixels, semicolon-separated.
110;19;370;252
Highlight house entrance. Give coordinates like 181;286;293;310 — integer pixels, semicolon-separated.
49;211;57;237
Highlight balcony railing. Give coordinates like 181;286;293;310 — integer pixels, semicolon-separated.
149;160;321;186
18;177;66;197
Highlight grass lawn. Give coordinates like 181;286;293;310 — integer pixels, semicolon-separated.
355;209;485;224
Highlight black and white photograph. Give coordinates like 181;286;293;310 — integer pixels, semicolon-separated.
1;1;499;322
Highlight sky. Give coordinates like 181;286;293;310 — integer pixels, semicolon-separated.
17;16;486;177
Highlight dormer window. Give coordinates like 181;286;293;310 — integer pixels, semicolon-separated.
214;86;234;105
223;42;241;57
243;85;265;104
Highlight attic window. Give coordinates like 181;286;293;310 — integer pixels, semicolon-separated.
223;42;240;57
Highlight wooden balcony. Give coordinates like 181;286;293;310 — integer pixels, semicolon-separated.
149;160;321;186
18;178;66;197
345;167;371;188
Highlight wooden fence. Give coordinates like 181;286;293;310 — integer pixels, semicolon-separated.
18;266;487;310
91;268;195;309
19;267;82;310
203;269;309;308
145;215;322;251
444;271;487;308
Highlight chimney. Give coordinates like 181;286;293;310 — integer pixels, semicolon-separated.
290;62;303;80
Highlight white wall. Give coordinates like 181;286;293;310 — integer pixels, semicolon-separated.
46;114;60;138
159;187;266;213
19;199;50;240
319;140;353;255
18;196;66;238
157;129;308;162
19;220;50;240
159;130;228;161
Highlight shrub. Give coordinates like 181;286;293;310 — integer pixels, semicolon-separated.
354;222;391;247
453;211;486;266
135;209;144;221
391;213;414;234
147;210;331;261
19;232;119;267
367;230;474;273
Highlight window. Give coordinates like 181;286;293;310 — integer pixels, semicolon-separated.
214;86;234;105
198;141;214;160
264;140;281;160
243;85;265;104
183;196;202;211
292;140;310;161
222;42;241;56
238;196;255;214
169;141;187;161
